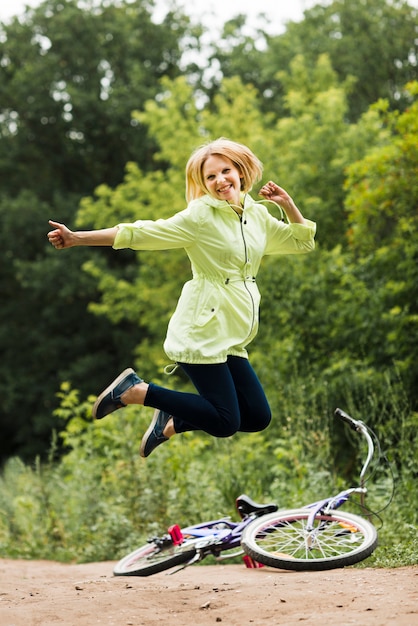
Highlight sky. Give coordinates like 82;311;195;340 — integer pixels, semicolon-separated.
0;0;321;35
1;0;417;42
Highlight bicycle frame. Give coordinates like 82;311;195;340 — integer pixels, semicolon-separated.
165;513;263;572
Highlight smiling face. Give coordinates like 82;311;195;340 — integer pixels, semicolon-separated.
202;154;243;206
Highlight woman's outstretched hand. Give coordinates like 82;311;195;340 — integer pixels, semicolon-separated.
47;220;75;249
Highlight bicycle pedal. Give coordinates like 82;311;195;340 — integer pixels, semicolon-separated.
168;524;184;545
243;555;264;569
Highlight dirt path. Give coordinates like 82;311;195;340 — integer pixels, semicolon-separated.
0;559;416;625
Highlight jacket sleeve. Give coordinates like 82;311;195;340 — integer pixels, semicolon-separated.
264;213;316;255
112;207;200;251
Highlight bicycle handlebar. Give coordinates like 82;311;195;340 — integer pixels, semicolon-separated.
335;407;362;431
334;408;375;486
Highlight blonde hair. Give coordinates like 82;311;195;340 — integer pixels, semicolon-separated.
185;138;263;202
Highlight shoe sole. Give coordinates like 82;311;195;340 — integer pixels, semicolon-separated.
92;367;135;419
139;409;160;458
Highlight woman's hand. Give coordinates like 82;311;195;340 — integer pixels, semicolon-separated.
47;221;119;248
259;181;292;206
47;220;75;249
259;181;306;224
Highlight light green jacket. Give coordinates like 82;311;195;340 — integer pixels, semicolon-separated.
113;193;316;364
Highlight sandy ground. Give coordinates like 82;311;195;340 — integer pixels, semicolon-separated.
0;559;416;625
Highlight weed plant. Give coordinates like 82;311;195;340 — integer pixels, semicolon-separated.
0;375;416;567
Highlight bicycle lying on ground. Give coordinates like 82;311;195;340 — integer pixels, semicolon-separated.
114;408;388;576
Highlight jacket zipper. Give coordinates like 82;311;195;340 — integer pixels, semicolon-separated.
238;214;256;338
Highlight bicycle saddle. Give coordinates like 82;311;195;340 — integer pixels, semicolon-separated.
235;494;278;519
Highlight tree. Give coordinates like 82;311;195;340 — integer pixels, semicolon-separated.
252;82;418;414
210;0;418;122
262;54;353;246
0;0;195;462
1;0;416;465
0;0;192;200
344;82;418;400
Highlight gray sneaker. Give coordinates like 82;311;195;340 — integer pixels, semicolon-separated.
140;410;171;458
92;368;143;419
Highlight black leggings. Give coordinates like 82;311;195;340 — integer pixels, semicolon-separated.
144;356;271;437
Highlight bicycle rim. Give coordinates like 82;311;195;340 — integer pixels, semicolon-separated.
113;540;197;576
241;508;378;571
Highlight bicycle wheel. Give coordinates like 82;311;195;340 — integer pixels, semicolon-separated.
241;508;378;571
113;538;197;577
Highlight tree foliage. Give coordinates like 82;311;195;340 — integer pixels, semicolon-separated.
344;84;418;398
0;0;192;198
209;0;418;121
0;0;194;460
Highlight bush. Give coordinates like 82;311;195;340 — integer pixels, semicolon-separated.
0;374;415;567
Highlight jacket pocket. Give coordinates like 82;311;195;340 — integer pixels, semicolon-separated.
194;285;219;327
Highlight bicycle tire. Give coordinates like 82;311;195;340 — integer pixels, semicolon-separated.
241;508;378;571
113;539;197;577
